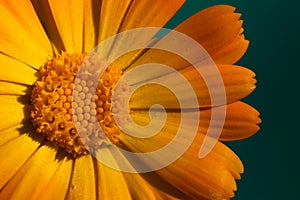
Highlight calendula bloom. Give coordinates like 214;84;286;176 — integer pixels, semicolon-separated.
0;0;261;199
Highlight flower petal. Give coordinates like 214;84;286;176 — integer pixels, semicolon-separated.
31;0;65;53
66;155;96;200
213;34;249;65
0;144;62;199
83;0;101;52
0;96;31;130
156;146;237;199
201;101;261;141
0;124;24;146
122;173;157;200
47;0;84;53
97;0;132;43
119;108;244;177
0;81;28;95
98;0;184;43
0;133;43;190
97;0;185;68
119;123;242;199
129;65;256;109
94;152;132;200
133;172;187;199
0;1;52;68
0;53;38;85
119;0;184;31
38;155;73;200
174;5;248;64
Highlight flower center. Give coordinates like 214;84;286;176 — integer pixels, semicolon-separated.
31;52;123;156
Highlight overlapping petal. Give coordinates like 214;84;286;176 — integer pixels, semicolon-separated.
0;1;260;200
175;5;249;64
129;65;256;109
0;0;52;68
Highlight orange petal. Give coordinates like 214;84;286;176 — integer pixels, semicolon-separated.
174;5;248;64
213;34;249;64
98;0;184;43
121;47;189;73
119;125;242;199
199;101;261;141
129;65;256;109
97;0;184;67
156;144;238;199
119;109;244;179
119;0;184;31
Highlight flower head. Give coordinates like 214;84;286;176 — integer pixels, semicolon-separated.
0;1;260;199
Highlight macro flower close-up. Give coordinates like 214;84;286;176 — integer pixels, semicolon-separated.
0;0;261;199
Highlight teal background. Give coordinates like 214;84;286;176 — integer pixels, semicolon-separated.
166;1;299;199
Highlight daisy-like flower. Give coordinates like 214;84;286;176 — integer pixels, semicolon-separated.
0;1;260;199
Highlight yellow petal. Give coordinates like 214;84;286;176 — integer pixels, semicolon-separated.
123;173;156;200
0;124;24;146
48;0;84;53
97;0;132;43
0;53;38;85
0;1;52;68
0;81;28;95
1;0;53;53
66;155;96;200
0;95;31;130
94;150;132;200
98;0;184;43
0;143;61;200
0;133;43;190
97;0;184;67
124;172;186;200
119;0;184;31
174;5;248;64
129;65;256;109
31;0;65;53
83;0;101;52
38;155;73;200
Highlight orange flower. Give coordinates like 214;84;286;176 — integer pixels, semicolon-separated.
0;1;260;199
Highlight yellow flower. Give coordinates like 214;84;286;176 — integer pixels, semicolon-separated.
0;1;260;199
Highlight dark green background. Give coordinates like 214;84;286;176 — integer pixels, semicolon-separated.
166;1;299;199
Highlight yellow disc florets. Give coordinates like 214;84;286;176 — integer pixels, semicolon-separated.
31;52;123;156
